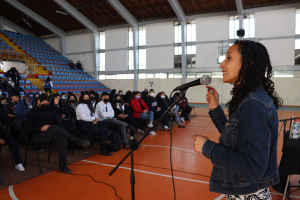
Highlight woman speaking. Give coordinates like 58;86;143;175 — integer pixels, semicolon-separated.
193;40;282;199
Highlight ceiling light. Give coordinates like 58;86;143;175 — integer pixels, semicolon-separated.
56;10;68;15
23;18;31;28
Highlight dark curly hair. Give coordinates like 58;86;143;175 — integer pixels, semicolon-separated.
226;40;282;115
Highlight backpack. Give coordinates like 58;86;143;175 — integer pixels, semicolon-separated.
107;130;123;152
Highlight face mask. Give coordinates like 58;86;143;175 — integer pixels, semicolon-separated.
136;96;141;100
104;99;110;103
39;104;48;111
35;97;39;101
83;99;91;105
90;97;95;101
0;92;2;95
62;96;67;100
119;92;122;95
150;93;155;97
161;95;165;99
25;100;31;105
11;83;15;87
116;99;122;103
69;100;75;103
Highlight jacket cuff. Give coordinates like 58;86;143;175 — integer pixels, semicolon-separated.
202;140;217;159
208;105;224;119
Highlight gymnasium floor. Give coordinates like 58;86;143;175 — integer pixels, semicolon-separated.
1;107;300;200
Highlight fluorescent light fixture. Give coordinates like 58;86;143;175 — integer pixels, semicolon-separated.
23;18;31;28
56;10;68;15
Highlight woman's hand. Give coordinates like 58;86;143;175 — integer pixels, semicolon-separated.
192;135;209;154
0;139;5;145
206;86;220;110
54;96;60;105
61;114;66;119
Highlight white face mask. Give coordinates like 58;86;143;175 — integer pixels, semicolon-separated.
150;93;155;97
161;95;165;99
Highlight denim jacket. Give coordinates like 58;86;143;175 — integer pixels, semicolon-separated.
202;86;280;195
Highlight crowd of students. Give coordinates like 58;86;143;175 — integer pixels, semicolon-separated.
0;88;192;174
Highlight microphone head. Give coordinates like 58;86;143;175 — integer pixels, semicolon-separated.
200;75;211;85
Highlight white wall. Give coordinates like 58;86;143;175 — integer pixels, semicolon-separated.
66;33;93;53
146;46;173;69
44;37;61;53
3;61;26;73
100;79;134;92
255;8;295;38
146;22;174;46
4;25;17;33
106;50;128;71
106;28;128;49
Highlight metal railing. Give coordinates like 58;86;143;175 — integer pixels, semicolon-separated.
0;49;25;61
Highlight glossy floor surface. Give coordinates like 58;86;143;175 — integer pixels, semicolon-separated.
1;107;300;200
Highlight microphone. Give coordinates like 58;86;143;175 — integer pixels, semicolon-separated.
173;75;211;91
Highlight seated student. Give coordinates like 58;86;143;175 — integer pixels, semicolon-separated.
7;81;20;99
96;92;134;149
0;112;25;171
76;94;112;156
66;94;78;120
147;90;170;131
14;92;35;130
76;61;83;70
179;96;192;121
34;93;39;102
0;96;7;114
68;60;75;70
4;92;19;124
88;90;99;109
25;94;90;174
169;92;185;128
131;91;156;135
113;95;145;133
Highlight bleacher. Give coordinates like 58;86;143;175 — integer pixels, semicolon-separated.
0;30;110;95
0;37;15;51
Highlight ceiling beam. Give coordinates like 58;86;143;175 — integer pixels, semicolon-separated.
4;0;66;38
235;0;244;16
53;0;98;33
3;17;35;36
168;0;186;22
107;0;138;27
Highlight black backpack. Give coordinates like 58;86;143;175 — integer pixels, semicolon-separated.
107;130;123;152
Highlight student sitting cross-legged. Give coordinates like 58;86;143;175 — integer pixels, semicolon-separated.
25;94;90;174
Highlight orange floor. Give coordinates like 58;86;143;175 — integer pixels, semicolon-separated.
1;107;300;200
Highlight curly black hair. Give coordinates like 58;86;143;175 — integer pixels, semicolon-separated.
226;40;282;115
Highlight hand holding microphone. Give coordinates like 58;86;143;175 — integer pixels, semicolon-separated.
206;86;220;110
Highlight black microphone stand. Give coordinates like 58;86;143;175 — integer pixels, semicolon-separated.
109;90;187;200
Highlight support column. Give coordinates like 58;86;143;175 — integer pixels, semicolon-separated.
133;26;139;91
181;21;187;84
93;32;100;79
61;36;66;56
0;16;4;31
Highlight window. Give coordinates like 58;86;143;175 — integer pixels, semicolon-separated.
187;45;196;68
99;75;105;80
168;73;182;78
174;46;182;68
116;74;128;79
128;28;133;47
128;50;134;70
187;20;196;42
187;72;196;78
139;49;146;69
296;9;300;35
99;31;105;50
129;26;146;46
139;73;147;79
106;75;116;79
295;39;300;64
155;73;167;79
174;22;182;43
139;26;146;46
273;71;294;78
212;72;223;78
229;14;255;39
99;53;105;71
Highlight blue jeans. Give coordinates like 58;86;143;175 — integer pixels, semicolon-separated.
171;105;181;125
140;111;154;122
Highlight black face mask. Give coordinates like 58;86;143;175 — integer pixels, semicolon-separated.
83;100;91;105
104;99;110;103
69;100;75;104
39;104;48;111
116;99;122;103
35;97;39;101
90;96;95;101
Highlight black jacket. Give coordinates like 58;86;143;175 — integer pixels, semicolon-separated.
25;105;61;136
113;103;130;117
7;85;20;97
146;97;158;112
156;97;169;111
66;103;77;119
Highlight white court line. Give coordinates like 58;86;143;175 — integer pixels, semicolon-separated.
81;160;209;184
143;145;197;153
215;194;225;200
8;185;19;200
